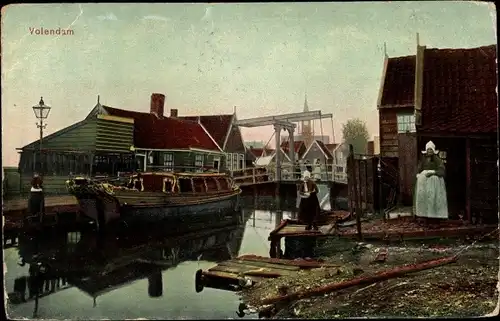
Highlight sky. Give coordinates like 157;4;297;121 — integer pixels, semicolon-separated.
1;2;496;166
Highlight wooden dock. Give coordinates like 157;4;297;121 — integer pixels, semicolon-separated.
194;254;339;293
267;211;351;258
3;195;79;218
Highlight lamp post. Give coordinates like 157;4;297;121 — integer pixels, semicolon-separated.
32;97;51;176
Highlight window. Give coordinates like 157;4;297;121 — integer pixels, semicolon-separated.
195;154;204;172
163;153;174;171
232;153;238;171
226;153;233;171
397;113;416;133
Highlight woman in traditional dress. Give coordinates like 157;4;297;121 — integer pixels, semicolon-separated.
27;173;45;223
313;159;322;180
414;141;448;224
297;171;321;230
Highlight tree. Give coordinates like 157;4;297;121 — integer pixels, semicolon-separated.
342;118;370;155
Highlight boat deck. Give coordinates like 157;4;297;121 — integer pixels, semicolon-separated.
195;254;339;293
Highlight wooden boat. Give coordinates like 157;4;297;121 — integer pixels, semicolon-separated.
66;172;242;227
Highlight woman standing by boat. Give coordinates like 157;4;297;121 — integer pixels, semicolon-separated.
27;173;45;223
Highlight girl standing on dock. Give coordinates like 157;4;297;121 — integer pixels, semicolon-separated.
297;171;320;230
27;173;45;223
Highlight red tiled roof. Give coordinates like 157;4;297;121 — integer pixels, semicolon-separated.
280;140;304;153
325;143;338;152
379;55;416;108
179;115;233;148
101;106;220;151
420;45;497;134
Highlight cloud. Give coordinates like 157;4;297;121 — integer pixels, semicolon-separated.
142;15;170;22
97;13;118;21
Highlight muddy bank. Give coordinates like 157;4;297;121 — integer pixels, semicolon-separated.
240;238;499;318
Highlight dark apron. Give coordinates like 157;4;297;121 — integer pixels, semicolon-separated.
298;191;320;225
27;191;45;219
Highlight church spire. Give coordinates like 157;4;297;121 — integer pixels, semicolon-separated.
303;92;309;112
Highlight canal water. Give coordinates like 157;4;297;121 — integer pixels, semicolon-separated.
4;197;300;320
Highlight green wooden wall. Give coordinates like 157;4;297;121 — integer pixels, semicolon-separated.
24;120;97;152
95;118;134;153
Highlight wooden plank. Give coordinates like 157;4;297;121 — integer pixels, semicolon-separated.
209;265;290;277
203;270;262;282
223;259;301;271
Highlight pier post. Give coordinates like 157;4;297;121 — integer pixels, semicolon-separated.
274;124;282;182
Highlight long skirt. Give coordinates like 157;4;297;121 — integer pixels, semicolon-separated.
415;173;448;219
298;193;321;225
27;191;45;216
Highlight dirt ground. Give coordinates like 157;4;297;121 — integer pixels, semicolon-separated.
240;237;499;318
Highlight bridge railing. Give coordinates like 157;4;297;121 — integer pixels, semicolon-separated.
231;164;348;186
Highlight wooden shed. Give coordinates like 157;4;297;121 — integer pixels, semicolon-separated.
414;44;498;224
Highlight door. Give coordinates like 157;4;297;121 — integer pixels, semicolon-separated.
213;157;220;172
135;153;147;172
397;133;418;206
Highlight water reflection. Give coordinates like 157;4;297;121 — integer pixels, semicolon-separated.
4;201;296;319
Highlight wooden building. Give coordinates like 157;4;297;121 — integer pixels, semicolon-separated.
88;94;224;173
378;43;498;223
377;54;417;158
179;112;247;172
301;140;334;165
246;147;275;167
17;93;224;193
413;44;498;223
280;140;307;161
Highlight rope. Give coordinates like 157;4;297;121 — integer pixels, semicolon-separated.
319;115;327;178
330;115;335;144
262;131;276;158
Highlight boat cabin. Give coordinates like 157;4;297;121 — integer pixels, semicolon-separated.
124;172;234;194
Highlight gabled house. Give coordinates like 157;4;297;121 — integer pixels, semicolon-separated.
178;112;247;172
301;140;334;165
377;43;498;223
254;148;292;180
90;95;224;173
377;54;417;158
280;140;307;161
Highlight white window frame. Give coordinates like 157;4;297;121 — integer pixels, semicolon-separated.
238;153;245;170
195;154;204;172
397;112;416;133
226;153;233;171
163;153;174;172
232;153;238;171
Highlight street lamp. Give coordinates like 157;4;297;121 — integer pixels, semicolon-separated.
32;97;51;175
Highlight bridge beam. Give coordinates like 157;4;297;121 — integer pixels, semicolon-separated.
235;110;332;128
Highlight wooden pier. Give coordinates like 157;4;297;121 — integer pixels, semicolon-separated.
267;211;351;258
3;195;80;219
194;254;339;293
3;195;84;247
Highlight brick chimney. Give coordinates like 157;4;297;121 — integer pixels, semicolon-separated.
170;109;178;118
150;93;165;118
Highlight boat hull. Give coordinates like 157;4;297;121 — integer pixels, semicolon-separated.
76;190;241;226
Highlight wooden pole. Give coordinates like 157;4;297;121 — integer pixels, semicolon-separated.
349;145;362;241
378;157;385;221
259;255;458;306
465;138;471;223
